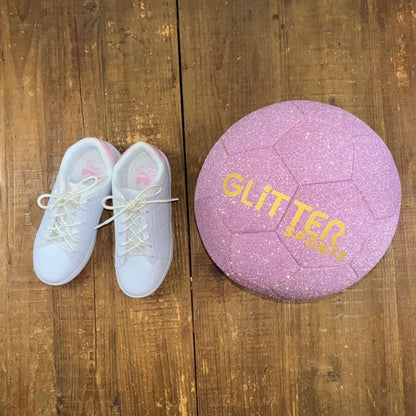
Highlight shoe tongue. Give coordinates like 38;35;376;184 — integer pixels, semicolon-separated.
119;187;141;200
49;177;96;250
60;176;99;195
118;187;149;240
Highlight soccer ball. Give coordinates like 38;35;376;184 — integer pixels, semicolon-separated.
194;101;401;300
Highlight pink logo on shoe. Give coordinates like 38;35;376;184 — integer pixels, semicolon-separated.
136;166;157;185
82;159;105;179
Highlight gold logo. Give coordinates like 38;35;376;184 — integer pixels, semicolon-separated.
223;173;347;262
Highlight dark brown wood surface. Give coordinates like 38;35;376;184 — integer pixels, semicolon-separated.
0;0;415;415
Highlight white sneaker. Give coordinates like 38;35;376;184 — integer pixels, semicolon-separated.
96;142;178;298
33;138;121;285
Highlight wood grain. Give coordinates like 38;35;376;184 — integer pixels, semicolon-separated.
73;0;196;415
1;1;96;414
0;0;196;415
180;0;416;415
375;2;416;414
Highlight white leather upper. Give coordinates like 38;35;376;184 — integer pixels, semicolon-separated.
109;142;175;298
33;138;120;285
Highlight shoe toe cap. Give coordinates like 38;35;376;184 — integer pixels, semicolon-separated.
116;257;170;298
33;245;80;285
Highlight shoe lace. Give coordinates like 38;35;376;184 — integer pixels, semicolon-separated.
37;176;99;253
95;185;178;258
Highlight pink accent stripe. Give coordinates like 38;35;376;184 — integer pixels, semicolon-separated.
150;144;165;160
99;140;117;166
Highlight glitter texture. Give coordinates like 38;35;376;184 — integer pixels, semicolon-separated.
222;101;303;154
194;100;401;300
214;148;298;233
276;181;376;268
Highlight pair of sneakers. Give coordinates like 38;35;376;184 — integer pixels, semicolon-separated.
33;138;178;298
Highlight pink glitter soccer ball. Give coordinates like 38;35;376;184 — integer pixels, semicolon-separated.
194;101;401;300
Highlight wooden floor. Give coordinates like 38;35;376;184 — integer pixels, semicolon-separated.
1;0;415;415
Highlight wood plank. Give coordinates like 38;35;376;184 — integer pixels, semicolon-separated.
374;1;416;414
180;0;415;414
73;0;197;415
0;0;97;414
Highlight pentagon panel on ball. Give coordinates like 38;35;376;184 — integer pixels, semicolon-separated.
194;101;401;300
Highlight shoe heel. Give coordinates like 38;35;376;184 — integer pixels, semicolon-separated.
101;141;121;165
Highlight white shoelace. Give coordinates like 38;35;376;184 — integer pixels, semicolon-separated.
37;176;99;253
95;185;178;258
